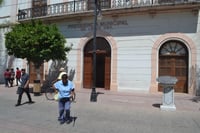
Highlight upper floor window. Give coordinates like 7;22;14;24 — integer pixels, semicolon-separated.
32;0;47;7
32;0;47;17
88;0;111;10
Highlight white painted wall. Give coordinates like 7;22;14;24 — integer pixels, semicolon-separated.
0;0;199;93
18;0;31;9
0;0;12;24
194;10;200;94
57;11;199;92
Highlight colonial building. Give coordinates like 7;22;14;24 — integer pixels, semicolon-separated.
0;0;200;95
0;0;25;83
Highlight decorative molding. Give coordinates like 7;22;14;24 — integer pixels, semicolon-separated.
150;33;197;95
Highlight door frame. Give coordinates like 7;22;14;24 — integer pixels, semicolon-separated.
150;33;197;95
75;31;118;91
83;37;111;89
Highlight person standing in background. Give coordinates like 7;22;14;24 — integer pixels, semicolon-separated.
15;67;21;86
4;68;11;87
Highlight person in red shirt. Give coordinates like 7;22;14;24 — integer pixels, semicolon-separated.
16;67;21;86
4;68;11;87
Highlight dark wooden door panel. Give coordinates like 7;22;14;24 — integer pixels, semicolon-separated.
175;80;187;92
96;54;105;88
159;56;188;93
83;56;92;88
104;57;111;90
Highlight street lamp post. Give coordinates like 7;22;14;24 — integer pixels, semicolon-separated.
90;0;100;102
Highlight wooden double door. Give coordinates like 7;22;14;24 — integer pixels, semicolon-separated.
83;53;111;90
83;37;111;90
158;41;188;93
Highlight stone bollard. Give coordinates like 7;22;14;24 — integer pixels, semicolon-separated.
157;76;178;111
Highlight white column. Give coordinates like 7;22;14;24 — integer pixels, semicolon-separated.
10;0;18;23
196;9;200;33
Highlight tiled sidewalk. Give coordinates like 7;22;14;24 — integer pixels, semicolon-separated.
76;88;200;112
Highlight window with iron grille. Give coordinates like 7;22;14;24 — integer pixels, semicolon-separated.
32;0;47;17
88;0;111;10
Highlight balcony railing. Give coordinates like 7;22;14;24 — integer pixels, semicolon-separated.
18;0;200;20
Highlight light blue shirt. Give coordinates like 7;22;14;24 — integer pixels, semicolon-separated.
54;80;74;99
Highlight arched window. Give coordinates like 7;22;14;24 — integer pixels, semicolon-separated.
160;41;187;56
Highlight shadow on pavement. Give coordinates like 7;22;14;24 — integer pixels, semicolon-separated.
152;103;161;108
15;101;35;107
97;92;104;95
72;116;77;127
96;92;104;101
191;96;200;103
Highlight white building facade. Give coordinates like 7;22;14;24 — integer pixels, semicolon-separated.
0;0;200;95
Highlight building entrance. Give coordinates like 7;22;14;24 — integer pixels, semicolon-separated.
159;41;188;93
83;37;111;89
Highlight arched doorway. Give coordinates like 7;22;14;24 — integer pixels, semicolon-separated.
158;40;188;93
83;37;111;89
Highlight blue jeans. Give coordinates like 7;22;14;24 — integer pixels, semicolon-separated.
5;78;10;87
58;98;71;121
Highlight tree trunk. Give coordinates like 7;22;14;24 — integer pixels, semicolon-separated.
35;67;41;80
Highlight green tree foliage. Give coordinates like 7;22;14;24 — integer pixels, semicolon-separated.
0;0;3;6
5;20;71;79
